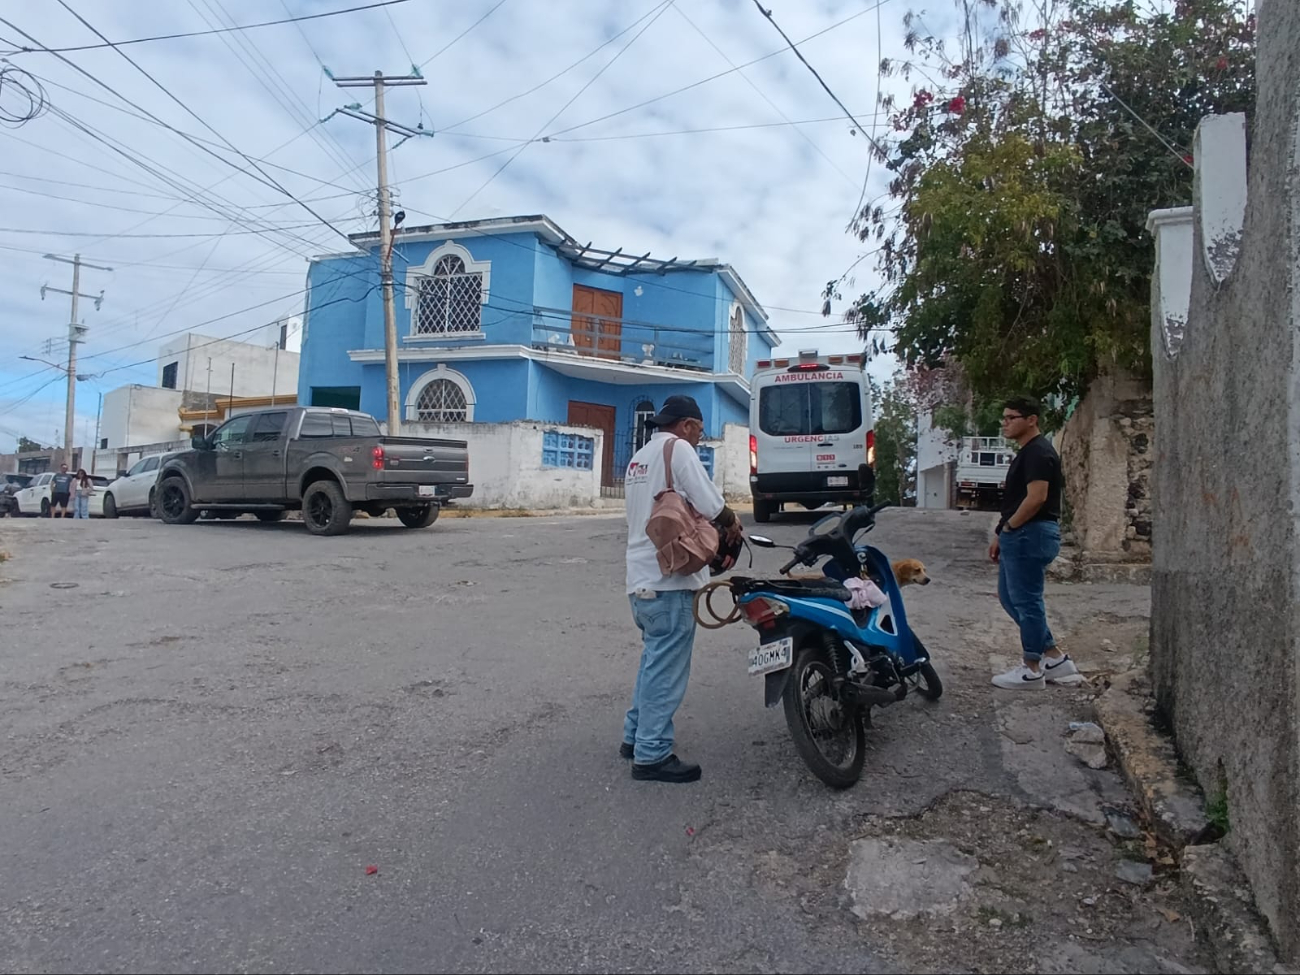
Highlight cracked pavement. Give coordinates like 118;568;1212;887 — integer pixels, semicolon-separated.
0;509;1205;973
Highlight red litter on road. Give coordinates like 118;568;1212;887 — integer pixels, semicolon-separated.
365;865;379;876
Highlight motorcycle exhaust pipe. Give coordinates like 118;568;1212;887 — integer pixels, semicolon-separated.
842;681;898;709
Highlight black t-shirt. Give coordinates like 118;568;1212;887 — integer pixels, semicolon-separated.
50;472;74;495
1000;435;1062;528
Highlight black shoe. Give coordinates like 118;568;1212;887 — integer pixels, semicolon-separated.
619;742;634;760
631;754;701;783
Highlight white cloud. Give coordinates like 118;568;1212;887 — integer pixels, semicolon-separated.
0;0;958;452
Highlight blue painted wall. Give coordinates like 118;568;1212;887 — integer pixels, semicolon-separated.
302;225;777;435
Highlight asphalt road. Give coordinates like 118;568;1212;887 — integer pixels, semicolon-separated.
0;508;1143;974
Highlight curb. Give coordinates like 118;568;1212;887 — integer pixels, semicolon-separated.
1093;669;1211;849
1093;669;1289;973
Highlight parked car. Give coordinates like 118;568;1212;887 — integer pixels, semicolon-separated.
1;473;33;517
103;452;176;518
11;471;109;517
155;406;473;535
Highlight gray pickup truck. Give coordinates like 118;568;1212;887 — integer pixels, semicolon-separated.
155;406;472;535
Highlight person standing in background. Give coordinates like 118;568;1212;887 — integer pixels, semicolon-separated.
73;469;94;520
49;464;73;519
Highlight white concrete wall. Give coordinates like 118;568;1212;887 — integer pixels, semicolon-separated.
99;385;185;450
917;464;951;509
402;420;604;509
916;409;957;471
707;422;752;503
157;332;300;400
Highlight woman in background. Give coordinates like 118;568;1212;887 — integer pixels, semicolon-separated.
73;469;95;520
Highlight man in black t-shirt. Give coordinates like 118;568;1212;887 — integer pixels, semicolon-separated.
49;464;73;519
988;397;1077;690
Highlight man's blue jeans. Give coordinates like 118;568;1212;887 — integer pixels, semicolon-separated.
624;590;696;765
998;520;1061;662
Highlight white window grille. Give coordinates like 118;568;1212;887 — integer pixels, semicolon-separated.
414;255;484;335
414;378;468;422
728;304;747;375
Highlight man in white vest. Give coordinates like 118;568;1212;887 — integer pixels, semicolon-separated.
622;395;742;783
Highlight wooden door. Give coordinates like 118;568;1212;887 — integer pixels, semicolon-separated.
571;285;623;360
568;401;617;487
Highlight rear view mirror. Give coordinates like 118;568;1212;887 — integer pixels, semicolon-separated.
192;436;210;450
749;535;776;547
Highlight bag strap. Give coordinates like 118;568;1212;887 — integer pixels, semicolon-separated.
662;435;678;492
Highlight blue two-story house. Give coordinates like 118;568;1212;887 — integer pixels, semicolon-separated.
297;214;779;485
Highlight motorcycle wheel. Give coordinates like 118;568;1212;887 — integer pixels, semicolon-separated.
908;635;943;701
782;642;866;789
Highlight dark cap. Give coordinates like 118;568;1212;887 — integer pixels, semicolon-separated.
647;394;703;429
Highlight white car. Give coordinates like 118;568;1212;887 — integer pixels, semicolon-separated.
103;453;174;518
13;471;109;517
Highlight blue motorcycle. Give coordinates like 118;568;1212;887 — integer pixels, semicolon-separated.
730;503;942;788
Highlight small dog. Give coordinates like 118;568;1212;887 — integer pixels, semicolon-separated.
891;558;931;586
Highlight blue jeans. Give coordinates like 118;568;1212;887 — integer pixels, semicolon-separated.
998;520;1060;662
624;590;696;765
73;495;90;519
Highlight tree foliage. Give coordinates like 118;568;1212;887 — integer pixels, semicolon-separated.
871;376;919;506
16;436;49;453
839;0;1256;404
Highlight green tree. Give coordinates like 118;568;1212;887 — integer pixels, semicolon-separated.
871;377;918;506
16;436;48;453
841;0;1256;404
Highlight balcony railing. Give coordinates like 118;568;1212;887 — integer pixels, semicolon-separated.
530;305;715;373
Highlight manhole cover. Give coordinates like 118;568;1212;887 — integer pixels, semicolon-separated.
50;582;79;590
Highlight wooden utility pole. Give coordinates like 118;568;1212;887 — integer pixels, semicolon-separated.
330;69;430;435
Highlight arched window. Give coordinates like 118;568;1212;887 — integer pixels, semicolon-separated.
405;366;476;422
406;242;491;336
633;400;656;452
728;303;747;375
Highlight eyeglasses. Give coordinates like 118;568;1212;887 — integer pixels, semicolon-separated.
1001;414;1024;423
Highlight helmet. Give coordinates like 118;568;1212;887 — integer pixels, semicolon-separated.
709;531;747;576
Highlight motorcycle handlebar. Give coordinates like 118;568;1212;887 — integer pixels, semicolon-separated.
778;556;800;575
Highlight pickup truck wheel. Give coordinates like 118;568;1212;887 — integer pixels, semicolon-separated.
158;478;200;525
103;493;118;519
753;499;774;523
303;480;351;536
397;504;439;529
255;510;286;523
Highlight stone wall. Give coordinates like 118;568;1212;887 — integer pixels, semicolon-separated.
1055;369;1153;565
1146;0;1300;960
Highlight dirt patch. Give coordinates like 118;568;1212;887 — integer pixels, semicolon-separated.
851;792;1209;974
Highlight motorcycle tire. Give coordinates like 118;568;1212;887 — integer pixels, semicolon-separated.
910;635;943;701
782;641;866;789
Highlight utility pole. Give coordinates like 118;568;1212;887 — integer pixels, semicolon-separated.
330;69;431;435
40;253;110;459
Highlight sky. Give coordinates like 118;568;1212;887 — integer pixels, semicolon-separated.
0;0;957;454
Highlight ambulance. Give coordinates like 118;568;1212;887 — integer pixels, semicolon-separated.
748;350;876;523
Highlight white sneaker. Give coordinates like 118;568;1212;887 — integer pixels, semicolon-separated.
1043;653;1080;683
992;664;1045;690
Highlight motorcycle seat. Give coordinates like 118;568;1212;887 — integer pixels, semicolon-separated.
730;576;854;603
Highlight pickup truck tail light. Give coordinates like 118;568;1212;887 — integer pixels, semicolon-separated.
372;445;384;470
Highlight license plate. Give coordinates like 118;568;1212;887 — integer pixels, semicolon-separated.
747;636;793;676
827;475;849;487
418;485;437;498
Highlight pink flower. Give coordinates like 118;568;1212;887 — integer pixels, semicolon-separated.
948;95;966;115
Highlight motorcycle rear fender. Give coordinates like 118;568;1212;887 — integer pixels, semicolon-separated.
758;620;817;708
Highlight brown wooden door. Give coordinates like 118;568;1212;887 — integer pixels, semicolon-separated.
571;285;622;360
568;401;617;487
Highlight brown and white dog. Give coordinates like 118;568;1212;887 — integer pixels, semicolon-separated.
891;558;931;586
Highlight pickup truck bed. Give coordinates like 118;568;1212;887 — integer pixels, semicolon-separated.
156;406;473;535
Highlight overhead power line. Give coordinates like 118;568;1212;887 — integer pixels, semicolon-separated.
749;0;888;160
9;0;419;54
